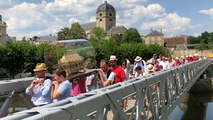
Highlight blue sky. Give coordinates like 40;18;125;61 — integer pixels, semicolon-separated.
0;0;213;39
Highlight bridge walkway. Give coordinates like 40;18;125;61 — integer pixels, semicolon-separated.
0;59;211;120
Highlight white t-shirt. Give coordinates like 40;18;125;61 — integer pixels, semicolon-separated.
85;74;96;92
159;61;169;70
104;72;115;84
108;72;115;82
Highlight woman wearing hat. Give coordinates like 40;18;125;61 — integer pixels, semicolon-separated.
25;63;52;106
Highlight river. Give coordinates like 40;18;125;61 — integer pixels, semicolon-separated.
169;93;213;120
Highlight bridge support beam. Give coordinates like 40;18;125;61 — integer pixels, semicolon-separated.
0;91;15;118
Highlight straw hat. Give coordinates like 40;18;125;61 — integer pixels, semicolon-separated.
134;56;142;62
147;64;154;71
109;55;117;61
33;63;48;72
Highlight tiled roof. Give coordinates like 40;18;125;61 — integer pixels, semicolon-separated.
39;35;57;41
108;26;127;34
147;30;163;36
81;22;96;31
96;1;115;13
176;44;188;50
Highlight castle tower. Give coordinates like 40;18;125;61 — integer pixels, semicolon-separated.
96;1;116;31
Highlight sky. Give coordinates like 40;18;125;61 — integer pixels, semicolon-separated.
0;0;213;39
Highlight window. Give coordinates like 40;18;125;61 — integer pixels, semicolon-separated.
109;13;112;16
100;19;102;21
99;13;102;17
109;19;112;21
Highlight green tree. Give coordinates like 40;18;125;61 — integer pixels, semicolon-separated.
201;31;210;44
32;36;39;41
90;27;106;44
69;22;86;39
209;32;213;43
41;43;65;73
0;45;7;78
57;27;70;40
4;41;31;78
122;28;142;43
196;42;208;51
208;41;213;51
187;36;201;44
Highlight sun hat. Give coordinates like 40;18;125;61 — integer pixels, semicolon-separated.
109;55;117;61
134;56;142;62
33;63;48;72
175;57;179;60
147;64;154;71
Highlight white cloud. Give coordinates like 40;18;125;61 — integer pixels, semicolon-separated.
116;4;166;28
0;0;13;9
1;2;64;39
45;0;99;19
5;2;44;30
141;13;191;35
1;0;209;39
199;8;213;18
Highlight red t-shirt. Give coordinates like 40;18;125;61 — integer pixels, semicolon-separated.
175;60;182;66
109;66;126;84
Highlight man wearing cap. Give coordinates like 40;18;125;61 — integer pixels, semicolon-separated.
109;55;126;109
25;63;52;106
109;55;126;84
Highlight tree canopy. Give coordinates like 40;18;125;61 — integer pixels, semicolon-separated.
122;28;142;43
69;22;86;39
187;31;213;51
57;22;86;40
89;27;107;44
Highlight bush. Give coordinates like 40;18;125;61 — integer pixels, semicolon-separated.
93;39;166;66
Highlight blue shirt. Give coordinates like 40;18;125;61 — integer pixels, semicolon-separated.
57;80;71;101
25;79;52;106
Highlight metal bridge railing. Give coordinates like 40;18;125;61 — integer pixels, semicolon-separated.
1;59;212;120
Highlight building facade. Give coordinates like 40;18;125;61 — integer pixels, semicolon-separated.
0;15;7;43
145;29;164;46
164;35;187;48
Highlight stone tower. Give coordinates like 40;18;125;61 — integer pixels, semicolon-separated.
96;1;116;31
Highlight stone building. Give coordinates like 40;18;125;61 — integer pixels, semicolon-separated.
145;29;164;46
96;1;116;31
81;1;127;39
0;15;8;43
164;35;187;48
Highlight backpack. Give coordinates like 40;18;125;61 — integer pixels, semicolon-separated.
106;69;112;79
106;69;115;85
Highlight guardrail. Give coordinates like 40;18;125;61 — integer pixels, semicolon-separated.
0;59;212;120
0;69;97;118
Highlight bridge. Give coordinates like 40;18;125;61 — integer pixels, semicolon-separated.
0;59;212;120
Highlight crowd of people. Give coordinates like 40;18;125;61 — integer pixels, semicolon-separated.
25;53;205;107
